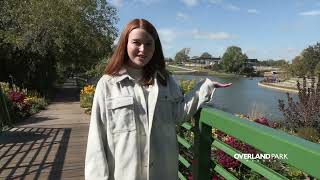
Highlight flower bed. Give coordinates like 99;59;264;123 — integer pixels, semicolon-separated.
0;82;48;124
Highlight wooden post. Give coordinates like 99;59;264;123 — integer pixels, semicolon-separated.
192;109;213;180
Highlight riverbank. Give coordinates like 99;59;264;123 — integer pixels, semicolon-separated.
167;65;239;78
258;81;298;93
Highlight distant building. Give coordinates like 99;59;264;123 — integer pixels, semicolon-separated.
189;57;221;65
247;59;259;66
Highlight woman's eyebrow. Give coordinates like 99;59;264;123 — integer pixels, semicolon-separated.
131;39;153;42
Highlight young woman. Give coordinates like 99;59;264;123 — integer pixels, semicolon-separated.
85;18;231;180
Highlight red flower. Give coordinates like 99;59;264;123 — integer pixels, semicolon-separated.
8;91;26;103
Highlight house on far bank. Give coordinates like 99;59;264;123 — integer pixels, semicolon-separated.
186;57;221;67
247;59;259;66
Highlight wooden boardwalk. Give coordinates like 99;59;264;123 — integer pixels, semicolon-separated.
0;79;90;179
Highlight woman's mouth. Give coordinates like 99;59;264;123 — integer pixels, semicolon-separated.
137;55;146;59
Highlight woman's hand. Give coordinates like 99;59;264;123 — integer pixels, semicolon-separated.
213;82;232;88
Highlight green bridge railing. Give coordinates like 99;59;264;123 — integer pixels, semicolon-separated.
0;84;11;133
178;107;320;180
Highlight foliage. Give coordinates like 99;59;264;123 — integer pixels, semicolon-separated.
0;0;118;94
25;96;48;114
258;59;288;67
221;46;248;73
290;42;320;76
1;82;47;124
174;48;190;63
278;75;320;134
290;56;308;77
85;58;109;79
315;62;320;76
200;52;213;59
296;127;320;143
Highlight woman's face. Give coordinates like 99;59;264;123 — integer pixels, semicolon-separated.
127;28;155;69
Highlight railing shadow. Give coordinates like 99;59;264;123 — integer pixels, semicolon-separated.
0;127;71;179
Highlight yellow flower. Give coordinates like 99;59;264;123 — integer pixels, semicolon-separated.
81;85;95;95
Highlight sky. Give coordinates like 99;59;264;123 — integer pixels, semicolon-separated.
109;0;320;62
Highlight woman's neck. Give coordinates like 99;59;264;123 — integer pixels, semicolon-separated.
126;65;143;81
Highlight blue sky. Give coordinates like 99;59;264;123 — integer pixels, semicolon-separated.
109;0;320;61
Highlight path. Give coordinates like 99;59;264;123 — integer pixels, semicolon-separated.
0;79;90;179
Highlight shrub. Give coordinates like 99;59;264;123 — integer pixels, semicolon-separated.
296;127;320;143
25;96;48;114
179;80;196;95
278;75;320;133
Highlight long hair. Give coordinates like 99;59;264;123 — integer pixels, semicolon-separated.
105;19;169;86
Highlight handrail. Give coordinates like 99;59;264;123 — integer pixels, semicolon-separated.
0;84;11;132
178;107;320;179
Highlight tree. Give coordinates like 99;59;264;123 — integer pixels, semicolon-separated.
300;42;320;75
221;46;248;73
0;0;118;94
290;56;308;77
200;52;212;59
174;48;190;63
315;62;320;76
289;42;320;77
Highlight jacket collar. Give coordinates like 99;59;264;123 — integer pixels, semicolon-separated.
112;67;165;84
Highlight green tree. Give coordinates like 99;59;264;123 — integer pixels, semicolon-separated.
200;52;212;59
221;46;248;73
289;42;320;77
0;0;118;94
290;56;308;77
315;62;320;76
300;42;320;75
174;48;190;63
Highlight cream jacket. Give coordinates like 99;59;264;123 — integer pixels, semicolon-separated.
85;69;216;180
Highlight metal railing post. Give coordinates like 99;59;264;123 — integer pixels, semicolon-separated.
0;84;11;132
192;109;213;180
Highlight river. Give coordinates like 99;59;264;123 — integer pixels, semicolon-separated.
174;74;298;121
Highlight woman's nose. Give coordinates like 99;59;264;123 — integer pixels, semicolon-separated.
139;44;145;51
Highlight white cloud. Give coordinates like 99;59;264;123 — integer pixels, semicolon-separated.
109;0;124;8
299;10;320;16
181;0;198;7
192;29;233;40
225;4;240;11
133;0;160;5
208;0;223;4
248;9;259;14
158;28;177;44
176;12;189;20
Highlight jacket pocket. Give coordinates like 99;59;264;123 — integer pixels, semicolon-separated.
106;96;136;133
157;92;181;124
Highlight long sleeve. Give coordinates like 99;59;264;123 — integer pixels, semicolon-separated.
85;80;109;180
171;77;216;124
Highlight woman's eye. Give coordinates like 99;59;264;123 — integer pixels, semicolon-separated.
133;41;140;45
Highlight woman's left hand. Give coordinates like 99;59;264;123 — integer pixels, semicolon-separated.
213;82;232;88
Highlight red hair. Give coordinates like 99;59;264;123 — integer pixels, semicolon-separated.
105;19;169;86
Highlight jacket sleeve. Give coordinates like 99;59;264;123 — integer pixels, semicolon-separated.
85;80;109;180
170;77;216;124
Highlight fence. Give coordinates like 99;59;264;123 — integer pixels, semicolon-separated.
178;107;320;179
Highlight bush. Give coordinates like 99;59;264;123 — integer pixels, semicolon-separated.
278;75;320;134
179;80;196;95
1;82;48;123
25;96;48;114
